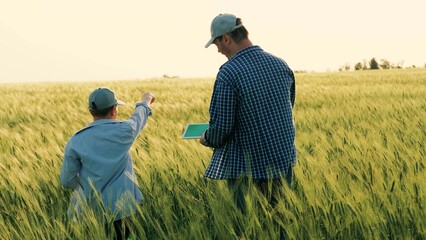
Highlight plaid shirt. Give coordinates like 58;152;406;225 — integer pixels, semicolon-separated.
204;45;297;179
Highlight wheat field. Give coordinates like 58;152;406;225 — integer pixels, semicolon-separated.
1;69;425;239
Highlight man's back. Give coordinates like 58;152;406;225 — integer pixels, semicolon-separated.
205;45;297;179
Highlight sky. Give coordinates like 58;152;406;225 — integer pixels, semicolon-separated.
1;0;425;83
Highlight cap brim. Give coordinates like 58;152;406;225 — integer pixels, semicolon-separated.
205;37;215;48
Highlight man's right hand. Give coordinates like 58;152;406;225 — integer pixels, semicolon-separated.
200;132;207;146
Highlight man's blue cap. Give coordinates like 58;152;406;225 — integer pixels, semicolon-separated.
205;13;243;48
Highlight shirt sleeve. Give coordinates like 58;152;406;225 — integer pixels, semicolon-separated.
204;73;237;148
290;70;296;108
60;141;81;189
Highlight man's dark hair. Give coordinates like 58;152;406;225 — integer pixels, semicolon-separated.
215;18;249;44
90;105;115;117
229;18;248;43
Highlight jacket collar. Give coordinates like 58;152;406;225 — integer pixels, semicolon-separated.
75;119;122;135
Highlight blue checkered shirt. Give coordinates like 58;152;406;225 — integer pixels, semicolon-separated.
204;45;297;179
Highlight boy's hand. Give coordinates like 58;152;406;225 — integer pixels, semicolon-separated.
142;92;155;105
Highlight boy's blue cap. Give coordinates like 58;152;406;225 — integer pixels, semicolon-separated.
88;87;125;111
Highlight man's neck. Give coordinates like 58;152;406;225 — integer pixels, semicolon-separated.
230;39;253;58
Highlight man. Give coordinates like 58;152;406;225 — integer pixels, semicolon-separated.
200;14;297;238
60;87;155;240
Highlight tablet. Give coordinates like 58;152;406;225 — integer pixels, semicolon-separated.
182;123;209;139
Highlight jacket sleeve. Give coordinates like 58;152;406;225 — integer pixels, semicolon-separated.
60;141;81;189
124;101;152;141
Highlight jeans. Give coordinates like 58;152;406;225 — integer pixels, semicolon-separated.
112;218;131;240
227;166;293;239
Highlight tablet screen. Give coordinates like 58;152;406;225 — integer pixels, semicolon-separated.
182;123;209;139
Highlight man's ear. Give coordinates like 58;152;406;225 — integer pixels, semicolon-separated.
222;33;232;45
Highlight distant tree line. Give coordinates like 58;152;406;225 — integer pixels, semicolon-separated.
162;74;179;79
339;58;425;71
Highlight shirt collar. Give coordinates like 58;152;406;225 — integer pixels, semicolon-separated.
230;45;262;60
219;45;261;70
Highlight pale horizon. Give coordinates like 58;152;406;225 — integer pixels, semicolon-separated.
1;0;425;83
